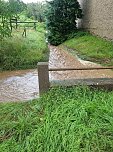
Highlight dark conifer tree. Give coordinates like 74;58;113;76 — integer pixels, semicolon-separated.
46;0;83;45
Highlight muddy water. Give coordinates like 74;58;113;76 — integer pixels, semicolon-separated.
49;46;113;80
0;69;39;102
0;45;113;102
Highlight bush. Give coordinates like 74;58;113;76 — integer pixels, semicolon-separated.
46;0;83;45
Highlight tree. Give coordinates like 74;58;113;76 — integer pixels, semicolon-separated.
0;0;11;38
8;0;26;17
46;0;83;45
0;0;26;38
26;2;46;22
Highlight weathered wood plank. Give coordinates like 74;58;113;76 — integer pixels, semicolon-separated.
10;21;38;23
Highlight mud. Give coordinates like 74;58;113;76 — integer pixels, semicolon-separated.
0;69;38;102
0;45;113;102
49;46;113;80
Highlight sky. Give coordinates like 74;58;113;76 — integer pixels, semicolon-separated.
5;0;48;4
22;0;45;3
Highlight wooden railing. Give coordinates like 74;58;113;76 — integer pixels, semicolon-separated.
9;21;38;31
49;66;113;71
37;62;113;95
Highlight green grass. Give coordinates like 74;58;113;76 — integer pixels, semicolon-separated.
62;31;113;66
1;87;113;152
0;23;49;71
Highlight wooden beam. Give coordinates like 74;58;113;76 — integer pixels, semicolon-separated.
10;21;38;24
49;66;113;71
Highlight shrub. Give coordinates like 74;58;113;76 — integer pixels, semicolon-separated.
46;0;83;45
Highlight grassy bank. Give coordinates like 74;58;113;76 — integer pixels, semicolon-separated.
1;87;113;152
62;31;113;66
0;23;49;71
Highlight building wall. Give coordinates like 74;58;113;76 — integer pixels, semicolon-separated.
78;0;113;40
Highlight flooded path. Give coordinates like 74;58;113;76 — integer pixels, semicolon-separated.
0;69;38;102
0;45;113;102
49;45;113;80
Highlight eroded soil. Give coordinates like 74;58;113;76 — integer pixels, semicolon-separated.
0;45;113;102
49;45;113;80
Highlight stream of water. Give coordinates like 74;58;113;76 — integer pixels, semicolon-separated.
0;69;39;102
0;45;113;102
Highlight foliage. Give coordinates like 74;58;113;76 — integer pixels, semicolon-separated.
0;87;113;151
62;31;113;66
0;0;26;38
46;0;83;45
0;0;11;38
8;0;26;17
25;2;46;22
0;24;49;71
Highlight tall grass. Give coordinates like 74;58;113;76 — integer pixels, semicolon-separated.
62;31;113;66
0;87;113;151
0;23;49;71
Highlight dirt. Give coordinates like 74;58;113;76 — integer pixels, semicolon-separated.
0;69;39;102
0;45;113;102
49;45;113;80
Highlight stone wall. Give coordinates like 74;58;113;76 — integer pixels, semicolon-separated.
78;0;113;40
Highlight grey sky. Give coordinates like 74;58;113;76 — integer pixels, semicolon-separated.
5;0;47;4
22;0;45;3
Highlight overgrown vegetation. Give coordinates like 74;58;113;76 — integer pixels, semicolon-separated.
0;0;26;38
0;23;49;71
62;31;113;66
0;0;49;71
1;1;113;151
0;86;113;151
26;2;46;22
46;0;83;45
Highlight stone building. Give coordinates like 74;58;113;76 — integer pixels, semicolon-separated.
78;0;113;40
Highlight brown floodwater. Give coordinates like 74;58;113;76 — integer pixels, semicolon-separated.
0;69;39;102
0;45;113;102
49;46;113;80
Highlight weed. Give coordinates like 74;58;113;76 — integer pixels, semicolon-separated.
0;23;49;71
0;87;113;151
62;31;113;66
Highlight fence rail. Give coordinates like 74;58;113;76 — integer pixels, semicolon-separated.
49;66;113;71
37;62;113;95
10;21;38;23
7;21;38;31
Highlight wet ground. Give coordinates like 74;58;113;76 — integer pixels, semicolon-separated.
0;45;113;102
49;46;113;80
0;69;39;102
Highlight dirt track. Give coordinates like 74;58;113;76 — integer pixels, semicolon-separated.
0;45;113;102
49;45;113;80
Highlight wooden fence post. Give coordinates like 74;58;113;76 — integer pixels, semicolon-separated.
16;18;18;29
22;27;27;37
34;22;36;30
10;18;12;31
37;62;50;95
